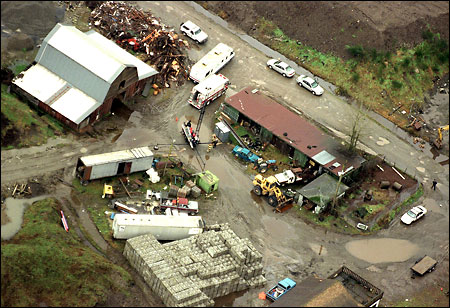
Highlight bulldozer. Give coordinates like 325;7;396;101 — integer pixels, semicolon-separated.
433;125;449;149
252;174;293;211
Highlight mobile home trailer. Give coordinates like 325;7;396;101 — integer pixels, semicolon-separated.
112;214;205;240
189;43;234;83
76;146;154;183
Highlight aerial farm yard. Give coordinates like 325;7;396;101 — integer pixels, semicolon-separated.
1;1;449;307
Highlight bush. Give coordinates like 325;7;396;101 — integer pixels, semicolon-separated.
346;44;366;59
392;80;403;89
421;29;434;42
402;57;411;68
351;72;360;83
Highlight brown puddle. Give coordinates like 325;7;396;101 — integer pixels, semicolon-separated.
345;238;419;264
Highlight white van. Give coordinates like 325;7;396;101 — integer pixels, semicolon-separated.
189;43;234;83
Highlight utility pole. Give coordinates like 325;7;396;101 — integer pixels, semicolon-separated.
332;164;345;216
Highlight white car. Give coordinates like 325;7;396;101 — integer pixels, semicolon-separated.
267;59;296;77
401;205;427;225
296;75;324;96
180;20;208;44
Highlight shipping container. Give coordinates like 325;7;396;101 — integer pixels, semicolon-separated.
112;214;205;240
76;146;154;182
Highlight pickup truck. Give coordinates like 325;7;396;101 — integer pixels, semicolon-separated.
274;169;302;186
265;278;296;301
232;145;260;164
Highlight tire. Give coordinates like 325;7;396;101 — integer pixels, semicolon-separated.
268;195;278;207
259;167;268;174
253;185;262;196
268;65;273;69
282;73;286;77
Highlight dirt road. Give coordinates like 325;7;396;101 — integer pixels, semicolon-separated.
1;1;448;306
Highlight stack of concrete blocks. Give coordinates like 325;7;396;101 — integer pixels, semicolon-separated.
186;180;202;198
180;185;191;197
123;223;266;307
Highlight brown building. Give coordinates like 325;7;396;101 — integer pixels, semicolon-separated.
12;23;158;133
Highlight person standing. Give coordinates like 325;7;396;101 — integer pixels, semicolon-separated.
431;179;438;191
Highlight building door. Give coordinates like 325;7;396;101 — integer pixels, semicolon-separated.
124;162;132;174
117;162;126;174
83;166;92;181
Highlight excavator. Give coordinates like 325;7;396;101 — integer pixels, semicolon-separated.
433;124;449;149
252;174;293;212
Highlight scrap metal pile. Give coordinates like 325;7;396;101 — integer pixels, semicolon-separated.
88;1;190;88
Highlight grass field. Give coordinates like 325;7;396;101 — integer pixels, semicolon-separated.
1;198;132;307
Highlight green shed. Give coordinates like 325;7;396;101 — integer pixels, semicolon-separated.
196;170;219;194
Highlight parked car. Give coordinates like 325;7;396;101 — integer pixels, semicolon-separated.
296;75;324;96
266;59;296;77
401;205;427;225
180;20;208;43
232;145;260;164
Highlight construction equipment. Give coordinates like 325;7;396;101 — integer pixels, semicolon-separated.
102;184;114;199
252;174;293;209
433;125;449;149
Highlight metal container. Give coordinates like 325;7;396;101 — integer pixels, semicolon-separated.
214;121;231;143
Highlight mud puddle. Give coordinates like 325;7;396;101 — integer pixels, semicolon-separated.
1;195;50;240
214;290;248;307
345;238;420;263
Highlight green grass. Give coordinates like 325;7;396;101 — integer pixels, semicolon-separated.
1;198;132;307
294;204;361;234
1;84;65;149
255;18;449;128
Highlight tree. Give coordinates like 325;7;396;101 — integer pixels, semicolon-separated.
348;103;366;153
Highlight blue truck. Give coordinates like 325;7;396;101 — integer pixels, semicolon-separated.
265;278;296;301
232;145;260;164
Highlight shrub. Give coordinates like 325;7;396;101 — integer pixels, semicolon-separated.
421;29;434;42
346;44;366;59
351;72;360;83
392;80;403;89
402;57;411;68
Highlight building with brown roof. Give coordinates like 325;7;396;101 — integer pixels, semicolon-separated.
220;87;365;180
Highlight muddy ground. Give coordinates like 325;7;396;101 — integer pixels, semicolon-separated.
198;1;449;60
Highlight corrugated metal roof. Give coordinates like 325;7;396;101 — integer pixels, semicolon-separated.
80;146;154;166
224;87;365;177
85;31;158;80
12;64;101;124
35;23;158;103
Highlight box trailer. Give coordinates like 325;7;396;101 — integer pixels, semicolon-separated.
188;74;230;109
76;146;154;183
112;213;205;240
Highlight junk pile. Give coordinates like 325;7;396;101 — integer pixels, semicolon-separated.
124;223;266;307
88;1;190;88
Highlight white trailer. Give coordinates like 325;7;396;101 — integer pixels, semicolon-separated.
112;213;205;240
76;146;154;183
188;74;230;109
189;43;234;83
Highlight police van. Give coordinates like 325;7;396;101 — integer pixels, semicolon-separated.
189;43;234;83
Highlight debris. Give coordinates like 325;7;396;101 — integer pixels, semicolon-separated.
376;164;384;172
89;1;190;87
119;178;132;198
392;166;405;180
392;181;403;191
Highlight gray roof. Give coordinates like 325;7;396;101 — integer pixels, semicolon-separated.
298;173;349;207
35;23;158;103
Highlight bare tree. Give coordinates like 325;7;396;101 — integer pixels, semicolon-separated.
348;103;366;153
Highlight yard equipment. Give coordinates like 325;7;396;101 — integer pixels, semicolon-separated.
433;124;449;149
102;184;114;199
254;159;277;173
252;174;294;208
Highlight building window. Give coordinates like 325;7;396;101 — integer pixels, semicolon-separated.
119;80;126;89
